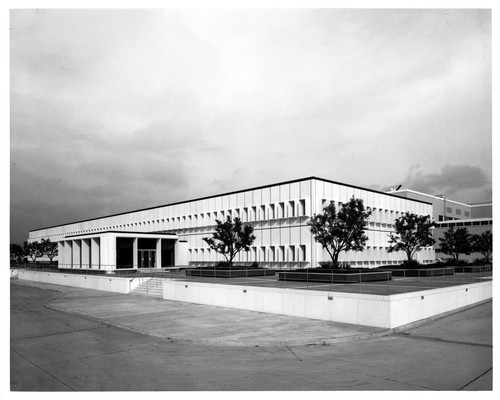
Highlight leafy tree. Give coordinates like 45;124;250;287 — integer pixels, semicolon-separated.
23;241;44;263
471;230;492;263
41;238;58;262
438;226;472;263
10;243;24;263
308;197;372;268
203;217;256;267
387;212;435;263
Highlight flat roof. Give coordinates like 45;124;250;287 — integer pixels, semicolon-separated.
469;202;493;207
64;230;179;239
388;189;472;207
31;176;432;232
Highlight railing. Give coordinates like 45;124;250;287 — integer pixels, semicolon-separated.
12;262;492;296
166;264;493;295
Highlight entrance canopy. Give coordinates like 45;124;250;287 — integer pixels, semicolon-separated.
59;231;187;271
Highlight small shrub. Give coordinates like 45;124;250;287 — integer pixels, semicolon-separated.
250;261;260;269
319;261;352;269
400;259;421;268
215;261;231;268
444;258;470;266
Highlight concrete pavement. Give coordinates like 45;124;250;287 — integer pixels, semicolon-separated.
10;279;492;391
33;280;387;346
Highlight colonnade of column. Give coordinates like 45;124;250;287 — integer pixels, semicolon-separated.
59;238;101;269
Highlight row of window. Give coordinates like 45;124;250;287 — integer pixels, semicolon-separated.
438;220;492;228
444;207;470;217
38;199;432;239
189;245;308;262
45;200;310;237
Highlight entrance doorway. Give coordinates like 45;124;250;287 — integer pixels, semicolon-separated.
138;238;157;268
138;250;156;268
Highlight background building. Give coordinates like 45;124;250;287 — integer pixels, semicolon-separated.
387;188;493;263
432;218;493;262
385;188;488;221
28;177;435;271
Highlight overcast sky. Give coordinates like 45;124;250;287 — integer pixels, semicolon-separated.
10;8;491;244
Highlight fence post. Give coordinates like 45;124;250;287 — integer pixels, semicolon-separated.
359;270;361;294
403;269;406;293
386;271;389;295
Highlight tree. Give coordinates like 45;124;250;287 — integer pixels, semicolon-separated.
41;238;58;263
308;197;372;268
23;241;44;263
438;226;472;263
10;243;24;263
471;230;492;263
203;217;256;267
387;212;435;263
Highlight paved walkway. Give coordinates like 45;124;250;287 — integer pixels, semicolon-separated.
14;279;385;346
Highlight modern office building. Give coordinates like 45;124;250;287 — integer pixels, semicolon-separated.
29;177;436;271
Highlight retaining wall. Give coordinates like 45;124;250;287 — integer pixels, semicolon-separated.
17;270;492;329
163;280;492;329
18;270;133;294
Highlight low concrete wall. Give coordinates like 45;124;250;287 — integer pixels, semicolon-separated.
163;280;492;329
18;270;132;294
388;282;493;328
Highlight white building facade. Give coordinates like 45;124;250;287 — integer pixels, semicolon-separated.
28;177;435;271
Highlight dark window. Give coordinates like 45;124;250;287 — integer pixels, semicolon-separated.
138;238;157;249
116;237;134;268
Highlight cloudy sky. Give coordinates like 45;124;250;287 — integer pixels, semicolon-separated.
10;8;491;244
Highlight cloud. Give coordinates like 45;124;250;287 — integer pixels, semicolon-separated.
9;9;492;243
401;165;491;203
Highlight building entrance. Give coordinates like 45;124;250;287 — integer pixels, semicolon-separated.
138;250;156;268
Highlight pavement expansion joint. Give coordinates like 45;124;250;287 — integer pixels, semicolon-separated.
12;326;104;341
328;363;436;391
458;367;493;390
285;345;303;361
11;347;76;391
395;334;493;348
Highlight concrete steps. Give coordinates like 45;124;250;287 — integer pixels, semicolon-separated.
131;278;164;298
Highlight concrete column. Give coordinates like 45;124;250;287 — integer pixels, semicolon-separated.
156;239;162;268
82;239;90;269
133;238;138;268
99;234;116;271
65;241;72;268
91;237;100;269
175;240;189;266
57;241;65;268
73;240;82;268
